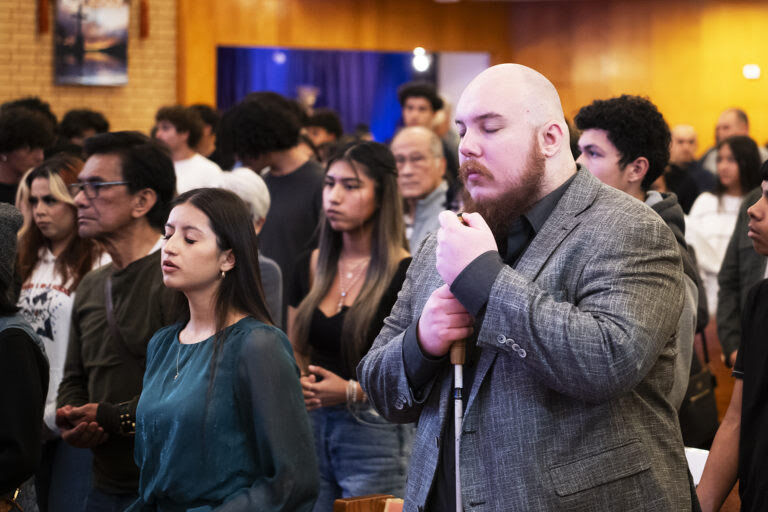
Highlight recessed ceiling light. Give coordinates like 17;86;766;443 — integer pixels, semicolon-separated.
743;64;761;80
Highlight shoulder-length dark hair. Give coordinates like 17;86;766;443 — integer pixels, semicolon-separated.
16;154;102;291
716;135;762;197
292;141;407;374
169;188;273;386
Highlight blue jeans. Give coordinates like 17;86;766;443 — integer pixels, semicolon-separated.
83;487;137;512
310;404;413;512
38;439;92;512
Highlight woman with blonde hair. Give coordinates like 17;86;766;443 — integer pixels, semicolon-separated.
289;141;412;511
15;154;108;511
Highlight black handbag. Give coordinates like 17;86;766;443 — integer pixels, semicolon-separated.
678;331;720;449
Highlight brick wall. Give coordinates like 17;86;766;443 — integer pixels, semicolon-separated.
0;0;177;132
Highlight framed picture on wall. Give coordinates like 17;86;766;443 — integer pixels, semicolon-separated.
54;0;129;86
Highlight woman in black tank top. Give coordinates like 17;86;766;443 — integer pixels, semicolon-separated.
289;141;413;512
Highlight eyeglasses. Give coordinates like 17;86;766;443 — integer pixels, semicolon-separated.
69;181;130;199
395;154;437;168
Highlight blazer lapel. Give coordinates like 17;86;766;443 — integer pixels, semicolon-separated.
516;166;601;280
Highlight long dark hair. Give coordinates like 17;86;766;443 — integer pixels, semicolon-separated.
292;141;407;374
16;154;102;291
169;188;273;390
715;135;762;197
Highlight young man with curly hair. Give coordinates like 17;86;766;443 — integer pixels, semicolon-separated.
219;93;324;324
575;95;707;427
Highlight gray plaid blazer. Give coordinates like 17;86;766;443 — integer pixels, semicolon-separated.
359;168;692;511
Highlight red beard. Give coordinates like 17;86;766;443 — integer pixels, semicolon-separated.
460;141;546;242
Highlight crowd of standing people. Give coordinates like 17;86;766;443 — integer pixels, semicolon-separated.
2;63;768;512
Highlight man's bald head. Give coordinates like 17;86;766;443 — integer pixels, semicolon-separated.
392;126;443;157
672;124;696;138
716;108;749;143
454;64;575;208
670;124;698;165
458;64;565;128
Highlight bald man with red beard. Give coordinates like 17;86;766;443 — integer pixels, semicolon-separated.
359;64;695;511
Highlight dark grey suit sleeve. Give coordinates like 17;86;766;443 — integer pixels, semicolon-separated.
478;214;684;403
402;321;447;395
450;250;505;317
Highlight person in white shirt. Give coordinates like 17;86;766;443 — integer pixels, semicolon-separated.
154;105;221;194
218;168;284;327
687;135;763;314
15;154;109;511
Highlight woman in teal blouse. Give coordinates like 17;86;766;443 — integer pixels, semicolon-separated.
127;188;318;512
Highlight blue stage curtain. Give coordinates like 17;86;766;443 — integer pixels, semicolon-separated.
216;47;435;143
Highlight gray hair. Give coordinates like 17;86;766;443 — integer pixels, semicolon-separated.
217;168;271;221
393;126;444;158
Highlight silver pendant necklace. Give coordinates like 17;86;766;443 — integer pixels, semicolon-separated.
174;341;181;380
337;257;370;312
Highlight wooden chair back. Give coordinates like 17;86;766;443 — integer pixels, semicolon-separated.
333;494;403;512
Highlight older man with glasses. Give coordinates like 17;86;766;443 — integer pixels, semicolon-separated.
391;126;451;250
56;132;177;512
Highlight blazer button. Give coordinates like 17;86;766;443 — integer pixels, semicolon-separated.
518;348;527;358
395;395;406;410
496;334;506;344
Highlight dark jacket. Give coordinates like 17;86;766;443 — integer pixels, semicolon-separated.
649;191;709;332
717;187;768;364
0;315;49;494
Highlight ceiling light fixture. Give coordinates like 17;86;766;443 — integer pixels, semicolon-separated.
743;64;761;80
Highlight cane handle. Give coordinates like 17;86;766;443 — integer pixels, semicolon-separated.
451;339;466;365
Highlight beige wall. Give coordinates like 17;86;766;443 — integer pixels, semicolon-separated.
0;0;177;133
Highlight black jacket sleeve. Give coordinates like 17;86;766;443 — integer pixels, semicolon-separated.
0;328;49;493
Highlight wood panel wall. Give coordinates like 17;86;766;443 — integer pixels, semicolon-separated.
179;0;768;152
177;0;513;106
509;0;768;151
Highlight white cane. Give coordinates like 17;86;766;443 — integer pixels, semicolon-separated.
451;339;466;512
451;212;470;512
